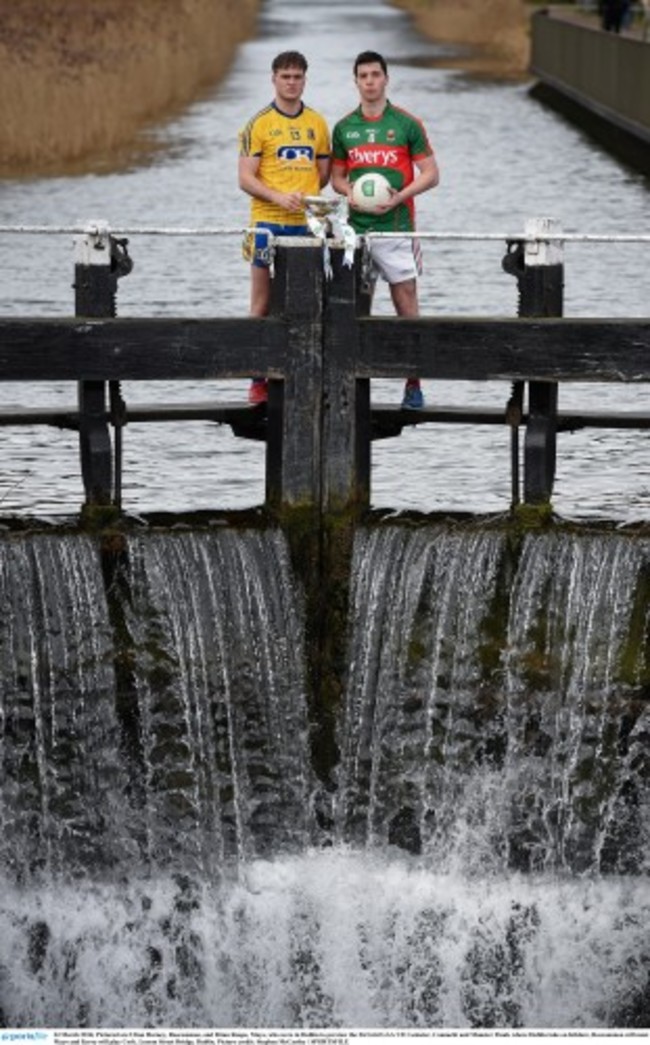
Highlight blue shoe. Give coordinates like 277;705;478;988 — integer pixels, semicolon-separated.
402;383;424;410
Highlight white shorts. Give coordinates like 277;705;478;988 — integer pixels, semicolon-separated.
365;236;423;286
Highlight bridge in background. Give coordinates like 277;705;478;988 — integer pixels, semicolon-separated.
530;5;650;175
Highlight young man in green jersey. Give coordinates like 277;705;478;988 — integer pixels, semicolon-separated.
331;50;439;409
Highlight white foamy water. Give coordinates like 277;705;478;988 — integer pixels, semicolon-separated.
0;850;648;1028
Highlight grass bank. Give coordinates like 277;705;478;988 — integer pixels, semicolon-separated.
390;0;536;78
0;0;260;176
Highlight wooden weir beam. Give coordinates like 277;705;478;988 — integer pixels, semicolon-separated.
356;317;650;382
1;315;649;382
1;403;649;435
0;317;286;381
0;239;649;517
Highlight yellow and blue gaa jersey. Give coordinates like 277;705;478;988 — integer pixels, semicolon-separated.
238;102;330;226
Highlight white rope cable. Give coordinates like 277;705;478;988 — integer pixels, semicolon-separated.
0;224;648;243
367;232;650;243
0;225;250;236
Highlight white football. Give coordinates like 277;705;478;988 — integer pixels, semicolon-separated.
351;172;393;212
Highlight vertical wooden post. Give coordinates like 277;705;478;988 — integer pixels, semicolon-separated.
74;222;117;508
265;241;352;805
322;247;370;514
521;217;563;504
266;241;370;516
266;240;324;510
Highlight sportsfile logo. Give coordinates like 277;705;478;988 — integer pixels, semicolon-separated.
277;145;315;162
0;1033;51;1043
348;147;399;166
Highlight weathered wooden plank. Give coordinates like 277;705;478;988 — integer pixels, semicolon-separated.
556;411;650;430
2;316;650;383
2;402;648;433
0;317;287;380
525;382;558;503
266;244;323;508
357;317;650;381
322;251;370;512
74;243;117;507
0;402;263;424
0;407;82;427
371;406;650;436
516;228;562;505
78;380;112;503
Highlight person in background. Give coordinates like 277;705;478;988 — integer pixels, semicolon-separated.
621;0;635;29
600;0;630;32
331;50;439;410
238;50;331;405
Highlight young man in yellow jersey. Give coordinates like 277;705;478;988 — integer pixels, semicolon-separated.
239;51;331;404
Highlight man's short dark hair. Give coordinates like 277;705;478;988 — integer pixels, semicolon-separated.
354;51;388;76
272;51;308;73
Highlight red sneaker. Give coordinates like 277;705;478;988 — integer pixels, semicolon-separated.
248;379;268;405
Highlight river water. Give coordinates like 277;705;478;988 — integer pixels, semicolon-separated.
0;0;648;521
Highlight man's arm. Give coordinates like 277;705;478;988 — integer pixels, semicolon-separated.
373;153;439;215
238;155;304;213
317;156;331;188
388;154;439;209
330;162;351;199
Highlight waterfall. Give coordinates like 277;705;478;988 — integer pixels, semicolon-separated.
0;530;313;884
123;530;314;872
502;533;650;876
336;526;506;860
337;527;650;878
0;524;649;1028
0;534;126;878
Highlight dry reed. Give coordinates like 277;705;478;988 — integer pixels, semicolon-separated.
0;0;260;175
390;0;532;78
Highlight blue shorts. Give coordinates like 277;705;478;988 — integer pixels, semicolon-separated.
251;222;309;268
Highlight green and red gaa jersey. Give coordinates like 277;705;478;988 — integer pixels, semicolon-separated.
332;100;433;233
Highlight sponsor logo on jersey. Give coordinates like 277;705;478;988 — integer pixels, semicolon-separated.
348;147;399;166
277;145;315;162
345;131;361;139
